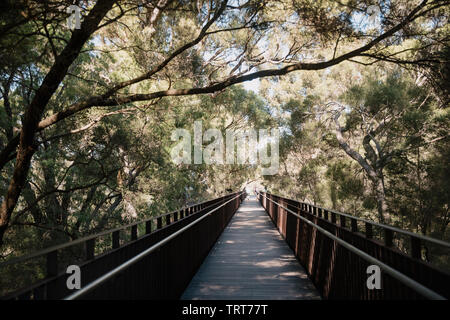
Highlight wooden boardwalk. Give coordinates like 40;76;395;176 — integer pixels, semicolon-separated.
181;195;321;300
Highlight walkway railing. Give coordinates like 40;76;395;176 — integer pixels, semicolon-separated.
258;192;450;299
1;192;245;300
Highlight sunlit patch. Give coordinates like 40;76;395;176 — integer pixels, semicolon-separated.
254;260;289;268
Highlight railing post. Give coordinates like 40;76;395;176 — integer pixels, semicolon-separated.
46;251;58;278
385;229;393;247
331;211;336;224
145;220;152;234
411;236;421;259
165;214;171;226
174;211;178;222
340;215;346;228
365;222;373;239
324;210;329;221
318;208;322;218
86;238;95;260
351;218;358;232
157;217;162;229
112;230;120;249
131;225;138;241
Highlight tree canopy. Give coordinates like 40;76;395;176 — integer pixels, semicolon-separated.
0;0;448;280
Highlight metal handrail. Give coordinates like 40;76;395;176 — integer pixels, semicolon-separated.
0;193;238;268
258;192;446;300
64;192;244;300
261;192;450;248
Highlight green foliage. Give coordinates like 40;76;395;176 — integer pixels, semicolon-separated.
0;0;448;293
263;63;449;256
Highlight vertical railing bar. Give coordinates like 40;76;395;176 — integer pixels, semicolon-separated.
46;251;58;278
86;238;95;260
145;220;152;234
165;214;171;226
340;215;346;228
365;222;373;239
112;230;120;249
411;236;421;260
385;229;393;247
351;218;358;232
131;224;138;241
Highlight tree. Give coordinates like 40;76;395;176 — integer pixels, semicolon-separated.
0;0;448;247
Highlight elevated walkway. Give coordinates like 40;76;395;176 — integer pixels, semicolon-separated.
182;196;321;300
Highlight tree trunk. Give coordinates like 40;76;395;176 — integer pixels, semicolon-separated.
0;0;116;247
374;177;390;224
333;111;391;224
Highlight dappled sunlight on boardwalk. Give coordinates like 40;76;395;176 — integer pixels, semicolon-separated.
181;196;321;300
